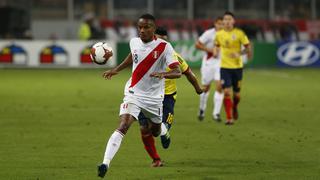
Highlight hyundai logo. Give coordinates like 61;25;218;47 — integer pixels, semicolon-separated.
277;42;319;66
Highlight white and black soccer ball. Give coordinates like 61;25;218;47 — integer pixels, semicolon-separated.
90;42;113;65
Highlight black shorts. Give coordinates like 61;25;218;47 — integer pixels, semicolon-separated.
162;93;176;130
138;93;176;129
220;68;243;92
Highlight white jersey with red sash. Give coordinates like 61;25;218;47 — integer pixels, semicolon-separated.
198;28;221;85
198;28;220;68
124;37;179;105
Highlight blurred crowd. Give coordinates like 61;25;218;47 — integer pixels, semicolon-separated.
0;9;316;41
1;0;319;41
83;17;302;42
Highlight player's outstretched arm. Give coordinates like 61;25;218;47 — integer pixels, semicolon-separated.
184;68;203;95
103;53;133;80
150;64;181;79
195;40;211;53
163;66;181;79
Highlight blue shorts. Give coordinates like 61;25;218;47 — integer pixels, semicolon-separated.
138;93;176;130
162;93;176;130
220;68;243;92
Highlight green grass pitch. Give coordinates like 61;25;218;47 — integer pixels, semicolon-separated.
0;68;319;180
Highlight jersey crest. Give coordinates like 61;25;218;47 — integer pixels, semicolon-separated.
129;42;167;88
232;34;236;40
153;51;159;59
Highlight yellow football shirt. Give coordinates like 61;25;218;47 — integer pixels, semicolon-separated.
215;28;250;69
165;52;189;95
78;23;91;40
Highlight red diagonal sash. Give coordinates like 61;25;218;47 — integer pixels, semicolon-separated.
206;52;213;60
130;42;167;88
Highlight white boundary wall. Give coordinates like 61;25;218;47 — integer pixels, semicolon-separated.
0;40;117;68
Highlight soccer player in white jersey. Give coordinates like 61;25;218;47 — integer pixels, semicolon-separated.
97;14;181;178
139;27;203;167
195;17;224;121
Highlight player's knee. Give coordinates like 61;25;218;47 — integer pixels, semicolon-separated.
151;129;161;137
224;89;231;97
117;125;129;135
150;125;161;137
118;114;135;134
140;125;150;135
117;121;131;135
234;92;241;99
233;87;241;93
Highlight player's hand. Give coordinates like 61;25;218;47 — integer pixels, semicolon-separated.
196;88;203;95
206;48;213;54
102;69;118;80
150;72;164;79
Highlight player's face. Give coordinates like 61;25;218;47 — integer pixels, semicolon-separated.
214;20;224;31
223;15;235;29
137;18;155;43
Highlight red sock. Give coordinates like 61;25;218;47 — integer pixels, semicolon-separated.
224;96;233;120
233;96;240;109
141;131;160;161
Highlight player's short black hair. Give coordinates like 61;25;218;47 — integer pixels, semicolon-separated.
224;11;235;18
155;27;167;36
139;13;156;22
215;16;223;22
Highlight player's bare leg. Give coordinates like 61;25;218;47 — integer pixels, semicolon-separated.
148;120;161;137
98;114;135;178
223;88;234;125
213;80;224;122
140;124;163;167
198;84;210;121
233;92;240;120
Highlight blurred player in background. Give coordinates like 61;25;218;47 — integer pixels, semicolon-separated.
213;11;252;125
139;27;203;167
97;14;181;178
196;17;224;121
78;12;105;40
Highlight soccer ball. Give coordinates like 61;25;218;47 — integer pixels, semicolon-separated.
90;42;113;65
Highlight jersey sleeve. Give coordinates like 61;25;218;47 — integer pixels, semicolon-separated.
174;52;189;73
198;30;210;44
129;38;136;53
165;43;179;69
240;31;250;45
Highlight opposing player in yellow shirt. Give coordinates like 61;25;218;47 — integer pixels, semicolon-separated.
213;11;252;125
138;27;203;167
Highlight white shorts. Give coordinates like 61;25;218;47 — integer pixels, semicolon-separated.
201;64;220;85
119;96;162;124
